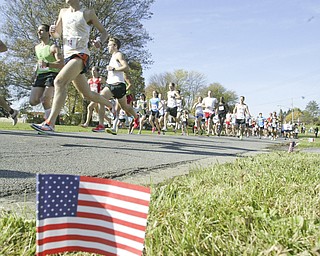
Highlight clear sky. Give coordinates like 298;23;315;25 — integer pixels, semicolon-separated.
142;0;320;116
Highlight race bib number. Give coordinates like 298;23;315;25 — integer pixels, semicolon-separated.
218;106;225;111
67;37;78;49
38;63;49;72
151;104;158;110
91;85;98;93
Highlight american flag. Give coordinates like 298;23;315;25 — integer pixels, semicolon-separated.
36;174;151;256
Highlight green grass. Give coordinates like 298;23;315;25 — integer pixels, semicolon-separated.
0;121;179;135
296;136;320;149
1;122;320;255
145;152;320;255
0;122;89;132
0;210;36;256
2;152;320;255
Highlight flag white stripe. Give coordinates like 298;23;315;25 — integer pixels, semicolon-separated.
37;240;139;256
37;217;146;238
37;228;143;250
77;206;148;226
78;193;149;213
80;182;150;201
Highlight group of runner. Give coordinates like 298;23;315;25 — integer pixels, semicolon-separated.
86;81;254;139
1;0;140;135
0;0;289;141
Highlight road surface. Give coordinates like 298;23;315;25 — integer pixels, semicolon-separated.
0;129;281;212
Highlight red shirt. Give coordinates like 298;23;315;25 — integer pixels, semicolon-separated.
88;77;102;93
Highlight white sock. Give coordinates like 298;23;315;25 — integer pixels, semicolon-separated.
112;116;119;130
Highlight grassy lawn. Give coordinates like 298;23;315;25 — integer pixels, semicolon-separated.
1;122;320;255
0;121;172;135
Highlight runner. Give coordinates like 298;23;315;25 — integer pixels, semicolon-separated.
175;89;184;131
0;40;19;125
181;109;189;136
149;90;161;135
95;37;139;135
270;111;279;140
192;96;204;136
233;96;251;140
158;93;166;133
81;66;105;127
256;112;266;139
202;90;217;136
31;0;112;133
30;24;63;120
162;82;180;132
216;96;228;136
130;93;148;134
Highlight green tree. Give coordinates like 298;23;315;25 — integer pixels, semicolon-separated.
284;108;303;124
301;110;313;124
128;61;145;97
305;100;319;118
0;0;153;113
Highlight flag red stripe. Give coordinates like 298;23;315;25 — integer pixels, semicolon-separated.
37;223;144;243
77;212;147;231
80;176;151;193
78;200;148;218
37;246;118;256
79;187;150;206
37;235;141;255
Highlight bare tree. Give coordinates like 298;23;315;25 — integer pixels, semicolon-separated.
0;0;154;111
200;82;238;110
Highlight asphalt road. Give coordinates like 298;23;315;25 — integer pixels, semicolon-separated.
0;129;281;210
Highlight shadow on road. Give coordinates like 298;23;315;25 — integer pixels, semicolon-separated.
0;170;36;179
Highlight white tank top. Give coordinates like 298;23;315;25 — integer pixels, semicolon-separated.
167;91;177;108
236;103;246;119
107;54;125;84
62;9;91;58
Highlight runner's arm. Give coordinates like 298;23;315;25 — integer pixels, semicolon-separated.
50;10;63;39
87;9;108;45
124;71;133;91
50;45;64;69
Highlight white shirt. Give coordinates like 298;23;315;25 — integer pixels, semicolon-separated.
62;9;91;58
107;54;125;84
167;91;177;108
203;97;217;113
235;103;247;119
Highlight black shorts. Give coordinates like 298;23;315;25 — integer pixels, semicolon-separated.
236;119;246;125
166;106;177;118
150;110;160;118
64;53;90;74
218;113;226;119
107;82;126;99
34;72;58;88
